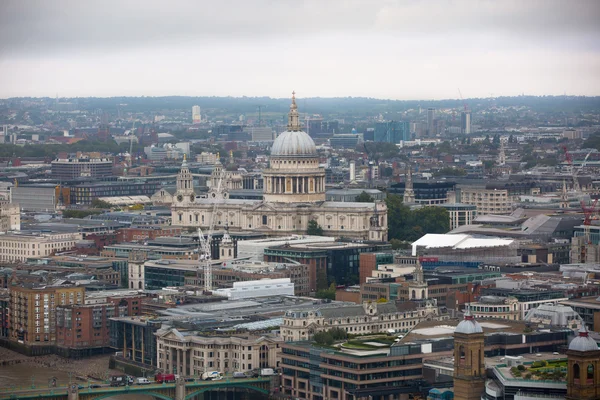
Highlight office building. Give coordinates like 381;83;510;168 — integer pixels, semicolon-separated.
460;111;471;134
427;108;436;137
281;300;440;342
192;105;201;124
439;203;477;230
70;181;161;205
374;121;410;143
51;156;113;180
248;127;275;142
10;184;61;211
155;327;282;376
330;132;363;148
0;231;82;262
388;181;456;205
213;278;294;300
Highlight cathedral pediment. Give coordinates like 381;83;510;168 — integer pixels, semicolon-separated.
252;202;277;212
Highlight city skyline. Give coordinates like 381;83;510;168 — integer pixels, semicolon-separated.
0;0;599;99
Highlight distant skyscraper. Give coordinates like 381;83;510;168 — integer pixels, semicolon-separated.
461;111;471;134
374;121;410;143
192;105;201;124
427;108;435;137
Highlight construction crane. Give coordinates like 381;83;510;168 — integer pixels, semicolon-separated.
562;146;580;193
579;199;599;262
458;88;468;112
196;166;225;293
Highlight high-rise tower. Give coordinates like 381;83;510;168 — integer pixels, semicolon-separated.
453;311;486;400
192;105;201;124
427;108;436;137
403;165;415;204
461;111;471;134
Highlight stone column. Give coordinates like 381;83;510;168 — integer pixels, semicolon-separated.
177;348;181;375
183;348;187;377
175;376;186;400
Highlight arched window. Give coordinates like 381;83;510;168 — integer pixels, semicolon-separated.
573;363;580;383
421;289;425;299
138;282;142;289
262;215;268;225
588;364;594;382
228;249;232;257
412;290;416;299
459;345;465;363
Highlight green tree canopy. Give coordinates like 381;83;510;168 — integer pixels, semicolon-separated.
307;220;324;236
91;199;112;209
385;194;450;242
355;191;374;202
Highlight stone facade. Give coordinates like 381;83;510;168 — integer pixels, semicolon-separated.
156;328;282;376
171;94;387;241
281;300;440;342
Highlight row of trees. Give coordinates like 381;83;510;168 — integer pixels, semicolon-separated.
385;194;450;245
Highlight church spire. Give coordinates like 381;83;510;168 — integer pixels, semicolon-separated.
287;91;301;132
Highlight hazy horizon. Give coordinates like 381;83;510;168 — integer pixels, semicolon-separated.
1;0;599;99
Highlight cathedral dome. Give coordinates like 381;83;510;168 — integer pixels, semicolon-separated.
455;311;483;335
270;91;317;158
271;130;317;157
569;326;599;352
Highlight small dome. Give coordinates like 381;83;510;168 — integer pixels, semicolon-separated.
569;326;599;352
455;311;483;334
271;130;317;157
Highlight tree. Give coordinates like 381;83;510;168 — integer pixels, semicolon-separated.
62;210;102;218
376;297;387;303
355;191;374;202
313;331;334;346
91;199;112;209
385;194;450;242
307;220;324;236
316;283;336;300
583;132;600;151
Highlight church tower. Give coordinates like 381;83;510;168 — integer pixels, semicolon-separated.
497;140;506;166
453;311;486;400
219;224;234;261
560;180;570;209
408;260;428;300
174;155;195;205
403;165;415;204
566;326;600;400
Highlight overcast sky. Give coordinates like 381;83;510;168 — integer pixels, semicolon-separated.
1;0;599;99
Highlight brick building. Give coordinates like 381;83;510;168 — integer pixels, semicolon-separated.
116;226;182;243
56;295;142;353
10;284;85;345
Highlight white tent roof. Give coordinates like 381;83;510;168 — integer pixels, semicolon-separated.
412;233;514;256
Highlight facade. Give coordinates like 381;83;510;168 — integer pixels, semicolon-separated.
460;111;471;134
480;288;569;320
70;181;161;205
0;200;20;231
171;94;388;242
110;317;162;367
359;252;395;284
213;278;295;300
452;312;485;400
330;133;362;148
116;226;182;243
56;295;141;351
459;188;512;215
388;181;456;205
265;241;391;289
566;327;600;400
466;296;520;321
248;127;275;142
51;156;113;180
427;108;436;137
524;303;583;329
560;296;600;331
439;203;476;230
374;121;410;143
9;284;85;345
196;152;218;164
155;328;282;376
10;184;59;211
192;105;201;124
281;300;440;342
281;341;424;400
0;232;82;262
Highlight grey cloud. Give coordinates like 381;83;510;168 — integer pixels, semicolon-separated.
1;0;599;58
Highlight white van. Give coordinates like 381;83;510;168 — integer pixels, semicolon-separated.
201;371;223;381
260;368;275;376
136;377;151;385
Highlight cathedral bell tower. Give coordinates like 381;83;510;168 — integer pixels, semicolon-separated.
408;260;428;300
219;224;234;261
453;311;486;400
175;155;195;204
566;326;600;400
403;165;415;204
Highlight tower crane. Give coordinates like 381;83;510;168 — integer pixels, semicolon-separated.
196;165;225;293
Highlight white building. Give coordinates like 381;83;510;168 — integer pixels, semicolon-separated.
171;93;388;241
0;232;82;262
192;105;201;124
237;235;335;262
212;278;294;300
0;201;20;232
524;303;583;330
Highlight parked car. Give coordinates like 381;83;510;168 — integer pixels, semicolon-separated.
136;378;151;385
232;371;246;379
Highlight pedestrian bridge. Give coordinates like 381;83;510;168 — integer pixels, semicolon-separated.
0;377;271;400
